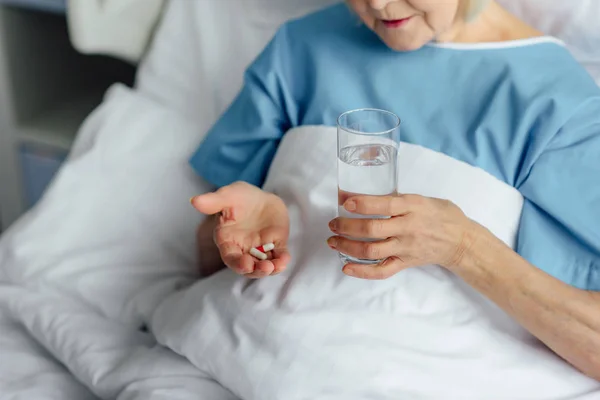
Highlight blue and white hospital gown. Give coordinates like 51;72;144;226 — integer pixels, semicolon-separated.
190;4;600;290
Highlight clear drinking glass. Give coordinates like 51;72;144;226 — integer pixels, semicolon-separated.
337;108;401;265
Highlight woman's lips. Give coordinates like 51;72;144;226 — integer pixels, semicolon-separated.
381;17;412;28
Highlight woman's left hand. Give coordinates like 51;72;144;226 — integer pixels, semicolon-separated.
327;194;477;280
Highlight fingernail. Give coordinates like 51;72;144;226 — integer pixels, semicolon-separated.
327;238;338;249
343;266;355;276
345;200;356;212
189;197;196;205
328;220;338;232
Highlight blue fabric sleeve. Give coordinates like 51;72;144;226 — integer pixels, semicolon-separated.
189;28;294;188
517;99;600;291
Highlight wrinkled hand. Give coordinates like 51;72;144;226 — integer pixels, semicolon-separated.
191;182;291;279
327;194;477;280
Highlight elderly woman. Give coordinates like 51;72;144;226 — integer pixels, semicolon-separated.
189;0;600;384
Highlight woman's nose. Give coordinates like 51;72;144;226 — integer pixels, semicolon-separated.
367;0;396;11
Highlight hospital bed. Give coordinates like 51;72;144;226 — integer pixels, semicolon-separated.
0;0;599;398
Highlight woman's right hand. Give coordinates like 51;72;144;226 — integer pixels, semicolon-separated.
191;182;291;279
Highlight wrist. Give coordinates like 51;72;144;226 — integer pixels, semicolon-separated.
446;219;493;274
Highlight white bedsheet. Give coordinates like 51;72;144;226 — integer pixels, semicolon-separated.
0;285;237;400
152;126;600;400
1;89;599;398
1;0;600;394
0;302;95;399
0;85;237;399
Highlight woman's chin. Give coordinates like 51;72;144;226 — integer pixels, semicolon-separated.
385;39;426;52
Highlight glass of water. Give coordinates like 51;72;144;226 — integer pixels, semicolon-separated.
337;108;401;265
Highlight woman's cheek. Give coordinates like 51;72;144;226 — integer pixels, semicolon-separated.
360;12;377;30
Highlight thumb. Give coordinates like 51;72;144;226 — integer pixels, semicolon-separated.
190;192;225;215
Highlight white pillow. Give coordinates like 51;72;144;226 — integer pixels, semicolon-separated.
499;0;600;57
498;0;600;82
0;85;208;325
134;0;339;134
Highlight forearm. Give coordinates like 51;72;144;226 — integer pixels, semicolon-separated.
452;223;600;380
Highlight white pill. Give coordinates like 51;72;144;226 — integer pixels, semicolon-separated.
261;243;275;252
250;247;268;260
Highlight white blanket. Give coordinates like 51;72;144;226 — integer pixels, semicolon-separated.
0;304;96;399
0;85;237;399
152;126;600;400
1;87;599;398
